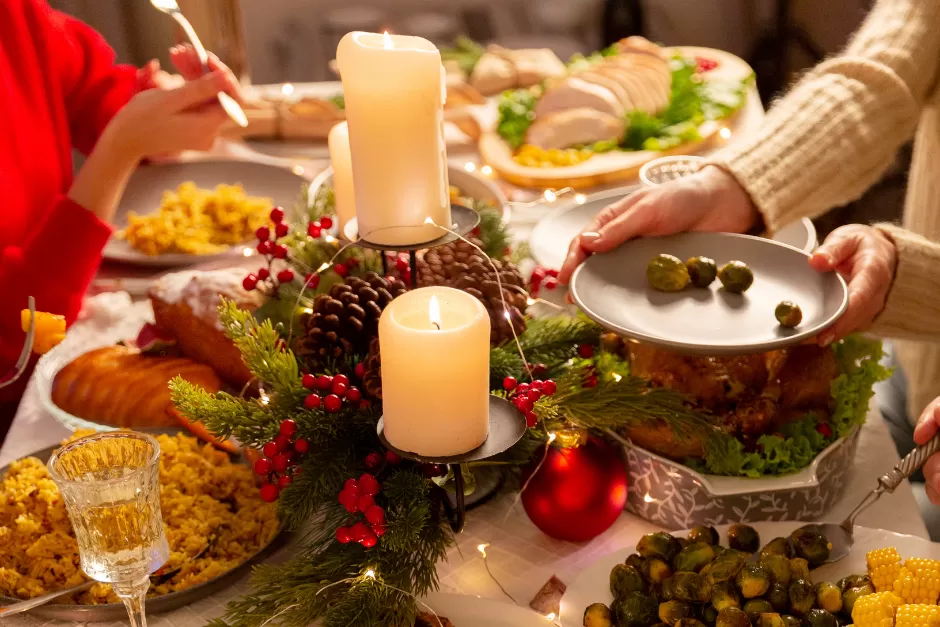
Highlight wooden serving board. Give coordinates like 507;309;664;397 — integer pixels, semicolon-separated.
478;47;756;190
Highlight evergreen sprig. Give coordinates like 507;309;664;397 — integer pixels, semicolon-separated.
489;315;603;386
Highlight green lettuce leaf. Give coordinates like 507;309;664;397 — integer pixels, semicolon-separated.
496;89;537;149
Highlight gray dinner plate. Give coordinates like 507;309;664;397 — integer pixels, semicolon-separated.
570;232;848;354
104;160;307;267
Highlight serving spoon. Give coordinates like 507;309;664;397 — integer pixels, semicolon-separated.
798;432;940;564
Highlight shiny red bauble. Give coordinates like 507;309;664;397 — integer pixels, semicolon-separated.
521;437;628;542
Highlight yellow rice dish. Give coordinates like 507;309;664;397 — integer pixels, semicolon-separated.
0;432;279;604
119;182;272;256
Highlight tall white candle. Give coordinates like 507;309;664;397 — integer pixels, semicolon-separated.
328;122;356;234
336;31;451;246
379;287;489;457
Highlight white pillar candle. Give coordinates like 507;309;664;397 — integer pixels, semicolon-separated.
328;122;356;234
336;31;451;246
379;286;489;457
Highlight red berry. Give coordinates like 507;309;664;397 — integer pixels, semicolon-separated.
516;397;534;413
532;363;548;378
253;458;272;475
530;380;543;391
385;451;401;465
242;274;258;291
365;505;385;525
345;387;362;402
357;494;375;512
344;478;359;491
274;435;291;452
335;527;352;544
277;268;294;283
360;531;378;548
530;267;546;285
259;483;279;502
270;207;285;223
364;452;382;469
338;491;358;513
332;381;348;396
317;375;333;390
525;411;538;427
333;374;349;388
395;256;409;272
256;226;271;241
302;374;318;389
278;474;293;488
275;222;289;238
304;273;321;289
423;463;445;478
279;419;298;437
503;376;517;391
324;394;342;413
371;523;386;537
817;422;833;438
545;268;559;278
347;257;359;268
273;244;288;259
358;473;380;496
543;277;558;291
293;438;309;454
359;399;372;410
516;383;531;395
334;263;349;277
401;269;411;284
578;344;595;359
304;393;321;409
529;390;542;402
355;362;366;378
320;216;334;229
273;453;289;473
542;380;557;395
307;224;322;238
258;267;270;280
263;441;278;458
350;521;371;541
257;240;273;256
583;375;598;388
284;450;296;465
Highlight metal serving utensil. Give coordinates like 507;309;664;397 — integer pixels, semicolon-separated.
798;432;940;564
0;296;35;390
149;0;248;128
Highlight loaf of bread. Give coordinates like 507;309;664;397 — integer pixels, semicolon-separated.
52;345;222;428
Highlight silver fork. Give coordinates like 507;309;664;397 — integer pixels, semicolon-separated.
0;296;35;390
149;0;248;128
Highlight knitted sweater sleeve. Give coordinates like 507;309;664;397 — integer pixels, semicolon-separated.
707;0;940;232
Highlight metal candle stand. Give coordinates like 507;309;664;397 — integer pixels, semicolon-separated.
377;395;527;532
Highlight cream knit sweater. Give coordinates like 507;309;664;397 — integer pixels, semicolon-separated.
710;0;940;422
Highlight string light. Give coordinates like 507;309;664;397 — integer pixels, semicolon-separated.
477;543;517;604
242;247;253;257
644;493;654;503
542;189;557;202
547;432;557;443
463;161;476;172
280;83;294;96
612;373;622;382
574;193;586;205
480;165;493;176
546;612;556;621
292;165;305;176
719;127;732;139
259;393;270;405
364;569;376;579
477;543;488;558
317;262;331;273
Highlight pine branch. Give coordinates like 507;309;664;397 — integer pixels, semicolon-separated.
219;299;303;395
169;379;278;448
466;198;511;259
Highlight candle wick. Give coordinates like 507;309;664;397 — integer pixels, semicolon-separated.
432;322;441;331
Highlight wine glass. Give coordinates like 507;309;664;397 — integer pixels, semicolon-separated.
48;432;169;627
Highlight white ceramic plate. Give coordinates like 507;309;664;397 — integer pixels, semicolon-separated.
559;521;937;627
422;591;555;626
529;188;817;271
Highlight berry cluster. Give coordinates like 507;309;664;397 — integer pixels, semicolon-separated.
254;418;308;502
528;266;559;297
364;450;402;470
306;215;334;239
335;474;385;548
577;344;598;388
302;373;367;413
244;207;294;293
387;253;413;285
503;376;557;427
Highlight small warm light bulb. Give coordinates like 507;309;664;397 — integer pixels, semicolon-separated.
574;193;587;205
612;373;622;382
365;569;376;579
503;310;512;321
719;127;732;139
383;31;393;50
643;493;654;503
281;83;294;96
292;165;305;176
477;543;488;558
242;247;253;257
324;235;337;244
260;393;270;405
317;262;330;273
303;307;313;314
526;297;537;306
546;612;556;621
548;432;557;443
481;165;493;176
424;216;435;225
543;189;557;202
464;161;476;172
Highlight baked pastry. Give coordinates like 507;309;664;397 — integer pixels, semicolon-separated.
52;345;222;428
150;269;263;389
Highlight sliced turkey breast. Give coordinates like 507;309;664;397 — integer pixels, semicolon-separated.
509;48;567;86
534;76;625;119
469;52;517;95
577;70;632;109
615;36;667;62
595;66;659;114
525;108;626;150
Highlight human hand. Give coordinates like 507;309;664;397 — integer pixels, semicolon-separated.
913;398;940;504
558;166;759;283
169;43;244;102
137;59;184;90
807;224;897;346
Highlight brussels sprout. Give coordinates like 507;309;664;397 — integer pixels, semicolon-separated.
638;532;683;562
626;554;647;573
718;261;754;294
707;551;749;586
736;564;772;599
711;581;741;611
742;599;773;622
836;574;869;592
759;538;792;560
671;572;711;603
715;607;751;627
727;525;760;553
766;583;789;613
814;582;842;613
659;600;694;625
648;254;691;292
686;257;718;288
778;617;799;627
645;557;674;585
759;555;791;587
584;603;613;627
612;564;648;598
702;606;719;625
674;542;718;573
674;620;707;627
712;545;729;559
677;537;691;550
774;301;802;328
787;579;816;616
788;529;832;567
802;609;837;627
841;581;875;616
612;592;659;627
755;615;784;627
687;525;720;546
788;558;810;582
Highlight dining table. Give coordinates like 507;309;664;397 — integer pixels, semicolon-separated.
1;81;930;627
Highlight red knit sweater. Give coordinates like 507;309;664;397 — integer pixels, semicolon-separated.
0;0;143;373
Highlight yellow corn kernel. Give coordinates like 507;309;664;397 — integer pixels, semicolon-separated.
894;565;940;604
895;604;940;627
867;547;903;592
852;592;902;627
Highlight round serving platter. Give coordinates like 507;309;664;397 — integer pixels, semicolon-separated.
0;428;287;621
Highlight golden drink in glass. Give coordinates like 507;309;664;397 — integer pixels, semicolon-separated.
48;432;169;627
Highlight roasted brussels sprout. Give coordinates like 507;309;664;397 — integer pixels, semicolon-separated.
648;254;691;292
611;564;648;598
644;557;674;585
718;261;754;294
584;603;613;627
674;542;717;573
759;538;792;560
766;583;789;613
715;607;751;627
659;600;694;625
742;599;773;622
674;620;707;627
841;581;875;615
687;525;720;546
788;529;832;567
787;579;816;616
736;564;772;599
638;532;683;562
686;257;718;288
711;581;741;611
836;574;870;592
626;554;647;572
774;301;802;328
755;615;784;627
779;617;800;627
802;609;837;627
612;592;659;627
759;555;790;587
677;537;690;550
706;551;748;586
702;606;719;625
671;572;711;603
788;558;810;582
814;582;842;613
727;525;760;553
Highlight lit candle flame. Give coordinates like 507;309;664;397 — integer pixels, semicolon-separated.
383;31;393;50
429;295;441;331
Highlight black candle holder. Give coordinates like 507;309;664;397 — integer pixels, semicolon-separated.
377;395;525;532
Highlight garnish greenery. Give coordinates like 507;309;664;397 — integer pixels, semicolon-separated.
496;88;538;149
566;44;620;71
328;93;345;110
440;36;486;75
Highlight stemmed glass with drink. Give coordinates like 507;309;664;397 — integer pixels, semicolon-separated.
48;432;169;627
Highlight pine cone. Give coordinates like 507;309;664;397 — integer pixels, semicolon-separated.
294;272;406;369
418;239;528;345
361;337;383;399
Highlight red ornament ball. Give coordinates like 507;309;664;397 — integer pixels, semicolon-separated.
317;375;333;390
503;376;517;391
272;453;289;473
304;393;321;409
346;387;362;402
277;268;294;283
293;438;309;454
259;483;279;503
262;441;279;458
324;394;342;413
365;505;385;525
242;274;258;291
385;451;401;465
278;474;293;488
256;226;271;241
360;531;378;548
364;452;382;469
355;362;366;378
273;244;288;259
335;527;352;544
357;494;375;512
279;419;297;437
334;263;349;278
320;216;334;229
302;374;318;389
253;458;272;476
358;473;380;496
521;438;627;542
578;344;595;359
258;267;270;280
275;222;290;238
270;207;285;223
307;224;322;238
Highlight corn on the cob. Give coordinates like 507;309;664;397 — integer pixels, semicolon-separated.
868;547;903;592
894;565;940;604
852;591;902;627
895;603;940;626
